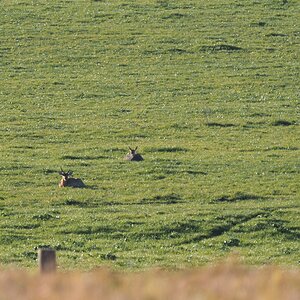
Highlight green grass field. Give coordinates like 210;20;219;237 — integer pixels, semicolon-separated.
0;0;299;270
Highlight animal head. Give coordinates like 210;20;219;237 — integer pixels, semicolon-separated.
59;168;73;181
128;146;138;156
125;146;144;161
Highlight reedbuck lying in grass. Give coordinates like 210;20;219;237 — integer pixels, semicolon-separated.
58;168;85;188
124;147;144;161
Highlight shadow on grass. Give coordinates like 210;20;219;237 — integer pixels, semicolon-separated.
272;120;296;126
63;199;88;207
211;192;265;203
200;44;243;52
180;212;264;245
139;193;182;204
206;122;236;128
147;147;188;153
61;155;108;160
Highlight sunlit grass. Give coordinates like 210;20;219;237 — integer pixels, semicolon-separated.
0;0;299;270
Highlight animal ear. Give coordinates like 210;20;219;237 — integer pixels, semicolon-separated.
129;147;133;151
135;146;138;150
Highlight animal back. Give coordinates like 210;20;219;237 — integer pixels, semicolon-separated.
67;178;85;188
129;154;144;161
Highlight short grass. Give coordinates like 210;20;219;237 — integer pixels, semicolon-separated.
0;0;299;270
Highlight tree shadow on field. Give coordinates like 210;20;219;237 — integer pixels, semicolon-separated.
177;212;265;245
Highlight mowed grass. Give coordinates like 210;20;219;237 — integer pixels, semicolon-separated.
0;0;299;270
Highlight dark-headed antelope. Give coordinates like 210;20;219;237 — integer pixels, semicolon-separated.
58;168;85;188
124;147;144;161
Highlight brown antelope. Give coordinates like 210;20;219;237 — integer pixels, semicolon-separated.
124;146;144;161
58;168;85;188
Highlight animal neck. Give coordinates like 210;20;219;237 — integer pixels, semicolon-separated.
60;178;68;187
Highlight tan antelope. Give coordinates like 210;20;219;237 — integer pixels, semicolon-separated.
58;168;85;188
124;146;144;161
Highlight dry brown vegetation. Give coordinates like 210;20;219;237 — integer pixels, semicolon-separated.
0;263;299;300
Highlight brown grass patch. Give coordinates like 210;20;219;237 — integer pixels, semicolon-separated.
0;263;299;300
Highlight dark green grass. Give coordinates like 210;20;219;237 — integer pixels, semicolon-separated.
0;0;299;270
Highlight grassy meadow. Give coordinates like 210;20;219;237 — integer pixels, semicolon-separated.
0;0;299;270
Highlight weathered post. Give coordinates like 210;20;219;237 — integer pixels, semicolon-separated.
38;248;56;274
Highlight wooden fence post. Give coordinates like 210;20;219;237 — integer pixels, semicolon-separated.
38;248;56;274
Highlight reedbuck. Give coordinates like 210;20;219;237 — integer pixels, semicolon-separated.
58;168;85;188
124;147;144;161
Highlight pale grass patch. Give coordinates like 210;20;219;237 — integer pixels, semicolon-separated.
0;263;299;300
